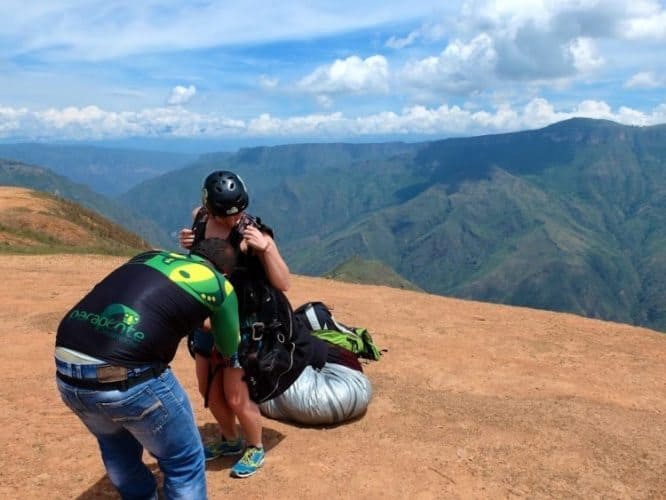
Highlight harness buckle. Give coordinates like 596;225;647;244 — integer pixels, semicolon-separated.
251;322;265;341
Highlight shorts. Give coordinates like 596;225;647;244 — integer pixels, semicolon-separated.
187;328;214;358
187;328;241;368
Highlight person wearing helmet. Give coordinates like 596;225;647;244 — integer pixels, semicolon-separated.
178;170;290;478
201;170;249;216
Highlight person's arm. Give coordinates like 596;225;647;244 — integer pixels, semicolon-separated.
178;206;203;250
209;280;240;357
242;225;291;291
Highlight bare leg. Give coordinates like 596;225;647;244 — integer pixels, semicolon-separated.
223;367;262;447
195;354;238;440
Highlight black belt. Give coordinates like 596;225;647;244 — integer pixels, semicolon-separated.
56;365;167;391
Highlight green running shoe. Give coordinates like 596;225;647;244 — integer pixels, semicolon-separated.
203;437;244;461
230;446;265;478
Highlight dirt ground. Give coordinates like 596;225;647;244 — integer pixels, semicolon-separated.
0;254;664;499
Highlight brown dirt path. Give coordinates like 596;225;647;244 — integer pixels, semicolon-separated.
0;254;664;499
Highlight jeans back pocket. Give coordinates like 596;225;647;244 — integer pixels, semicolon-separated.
97;384;169;435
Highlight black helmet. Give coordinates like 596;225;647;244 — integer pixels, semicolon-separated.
202;170;249;216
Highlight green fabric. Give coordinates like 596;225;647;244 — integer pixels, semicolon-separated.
143;251;240;356
312;327;382;361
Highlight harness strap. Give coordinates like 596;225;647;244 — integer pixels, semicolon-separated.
191;207;208;248
204;362;224;408
204;349;233;407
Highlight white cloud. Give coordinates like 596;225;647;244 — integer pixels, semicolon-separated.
461;0;638;39
0;106;30;134
0;105;245;140
386;31;421;49
247;112;347;136
402;33;497;94
393;0;665;91
386;21;449;49
298;55;390;95
167;85;196;106
568;37;604;72
624;71;663;89
2;2;665;141
521;98;562;127
5;0;665;124
623;4;666;39
1;1;449;60
1;99;664;141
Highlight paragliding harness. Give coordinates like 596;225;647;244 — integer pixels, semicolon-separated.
202;283;300;406
187;210;315;404
186;207;269;360
293;301;384;361
236;284;302;403
188;208;286;405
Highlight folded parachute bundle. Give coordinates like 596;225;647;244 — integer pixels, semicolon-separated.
260;363;372;425
259;301;382;426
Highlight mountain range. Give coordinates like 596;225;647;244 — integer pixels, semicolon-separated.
0;143;196;196
2;118;665;332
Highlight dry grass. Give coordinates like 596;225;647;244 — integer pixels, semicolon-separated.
0;186;150;255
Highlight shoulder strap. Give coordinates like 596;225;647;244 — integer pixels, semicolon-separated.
191;207;208;247
228;213;275;250
253;216;274;238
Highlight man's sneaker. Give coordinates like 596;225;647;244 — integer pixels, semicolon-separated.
204;437;244;461
230;446;265;478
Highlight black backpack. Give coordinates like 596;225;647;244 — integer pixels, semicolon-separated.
293;301;383;361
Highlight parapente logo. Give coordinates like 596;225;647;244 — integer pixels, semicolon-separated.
69;303;145;342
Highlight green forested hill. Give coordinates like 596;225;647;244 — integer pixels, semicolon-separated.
120;118;666;331
117;142;417;241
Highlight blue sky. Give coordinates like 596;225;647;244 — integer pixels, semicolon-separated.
1;0;665;144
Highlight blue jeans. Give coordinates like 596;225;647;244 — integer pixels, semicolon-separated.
56;368;207;500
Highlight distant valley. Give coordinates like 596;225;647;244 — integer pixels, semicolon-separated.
0;143;197;196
